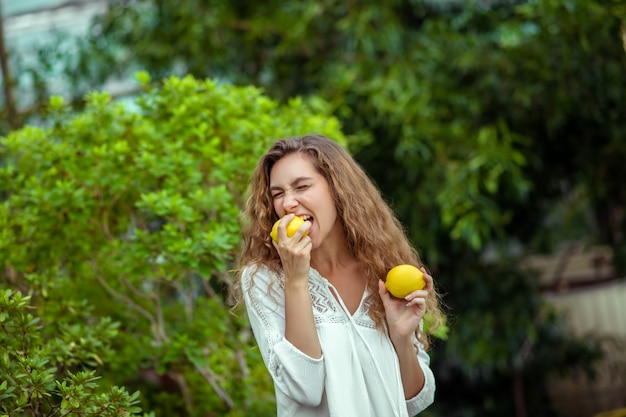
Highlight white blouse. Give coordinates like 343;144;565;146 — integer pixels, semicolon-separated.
241;264;435;417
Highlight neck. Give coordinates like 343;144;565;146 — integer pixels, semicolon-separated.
310;230;355;276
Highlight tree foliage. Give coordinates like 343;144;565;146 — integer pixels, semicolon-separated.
0;289;149;416
0;75;346;416
28;0;624;253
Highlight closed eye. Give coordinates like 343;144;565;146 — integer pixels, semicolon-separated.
271;191;284;199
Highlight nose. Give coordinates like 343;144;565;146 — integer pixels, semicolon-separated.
282;190;299;212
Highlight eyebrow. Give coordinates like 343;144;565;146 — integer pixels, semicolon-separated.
269;176;313;191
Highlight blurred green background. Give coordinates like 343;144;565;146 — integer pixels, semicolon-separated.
1;1;625;416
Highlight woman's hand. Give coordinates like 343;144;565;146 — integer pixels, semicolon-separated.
272;213;312;283
378;267;433;344
380;268;433;399
273;214;320;358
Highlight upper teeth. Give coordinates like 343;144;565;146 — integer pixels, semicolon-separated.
300;215;312;221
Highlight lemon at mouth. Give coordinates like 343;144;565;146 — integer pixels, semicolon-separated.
270;216;309;243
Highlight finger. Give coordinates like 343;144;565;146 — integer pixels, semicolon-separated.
405;297;427;308
378;279;389;297
278;213;295;240
293;220;312;241
420;267;434;291
405;290;428;301
294;235;312;251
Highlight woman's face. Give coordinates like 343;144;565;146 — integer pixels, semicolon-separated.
269;153;339;249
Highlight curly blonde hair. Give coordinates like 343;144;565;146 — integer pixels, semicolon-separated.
235;134;443;349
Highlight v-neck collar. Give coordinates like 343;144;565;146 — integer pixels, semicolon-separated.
310;267;369;317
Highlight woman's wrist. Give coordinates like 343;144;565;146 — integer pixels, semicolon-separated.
390;334;416;354
284;276;310;291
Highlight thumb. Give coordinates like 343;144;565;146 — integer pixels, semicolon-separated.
378;279;388;297
378;280;394;309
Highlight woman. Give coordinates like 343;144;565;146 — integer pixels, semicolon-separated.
235;134;444;417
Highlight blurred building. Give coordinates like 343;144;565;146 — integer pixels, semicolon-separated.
1;0;131;111
3;0;107;42
523;242;626;416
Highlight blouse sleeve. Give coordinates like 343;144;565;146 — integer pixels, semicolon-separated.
241;265;326;407
405;336;436;416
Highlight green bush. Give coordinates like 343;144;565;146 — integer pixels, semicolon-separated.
0;289;149;416
0;74;347;416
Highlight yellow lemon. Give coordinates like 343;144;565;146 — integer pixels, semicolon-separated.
385;264;425;298
270;216;308;243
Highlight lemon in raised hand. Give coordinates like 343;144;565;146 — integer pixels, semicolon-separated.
270;216;308;243
385;265;425;298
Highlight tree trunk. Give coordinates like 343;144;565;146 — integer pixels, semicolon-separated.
513;371;527;417
0;2;19;130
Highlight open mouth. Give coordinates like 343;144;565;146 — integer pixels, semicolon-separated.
299;214;313;224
